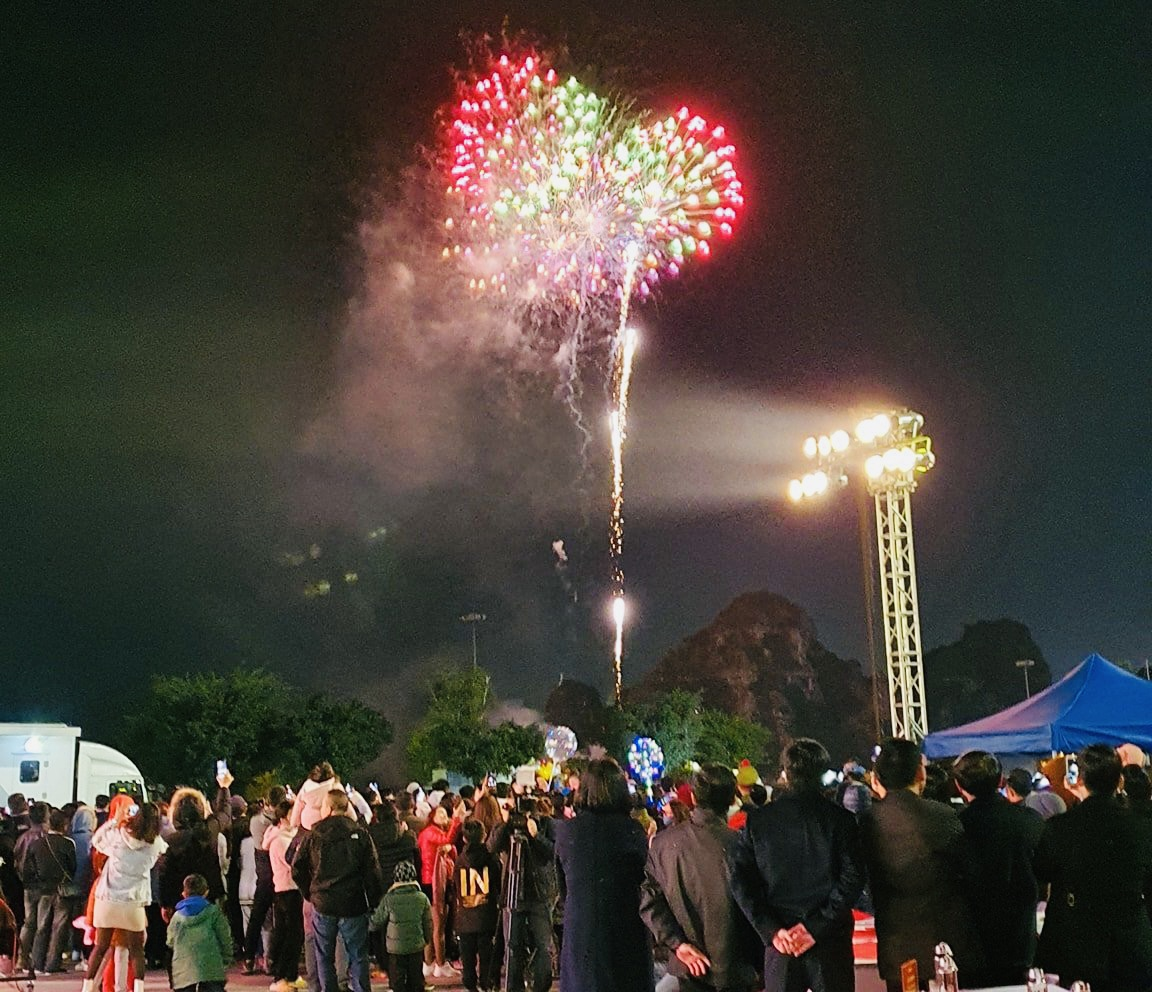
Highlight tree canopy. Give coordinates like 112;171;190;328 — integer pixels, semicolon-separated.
406;666;544;781
116;668;391;793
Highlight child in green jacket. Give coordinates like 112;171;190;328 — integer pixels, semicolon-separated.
370;861;431;992
166;874;232;992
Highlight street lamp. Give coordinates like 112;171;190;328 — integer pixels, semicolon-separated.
788;410;936;741
1016;658;1036;699
460;612;487;667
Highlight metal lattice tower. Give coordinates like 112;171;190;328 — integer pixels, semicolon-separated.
789;410;936;742
873;488;929;740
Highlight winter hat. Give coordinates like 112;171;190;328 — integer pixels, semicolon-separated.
736;760;759;788
394;860;417;884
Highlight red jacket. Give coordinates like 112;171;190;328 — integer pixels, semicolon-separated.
417;820;461;885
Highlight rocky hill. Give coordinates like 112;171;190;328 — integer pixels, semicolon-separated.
631;591;877;760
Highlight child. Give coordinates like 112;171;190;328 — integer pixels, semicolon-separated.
370;861;431;992
166;874;232;992
452;820;501;992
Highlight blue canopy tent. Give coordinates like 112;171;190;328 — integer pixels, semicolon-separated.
923;653;1152;758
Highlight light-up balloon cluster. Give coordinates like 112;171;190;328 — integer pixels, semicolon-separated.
443;52;744;307
628;735;665;788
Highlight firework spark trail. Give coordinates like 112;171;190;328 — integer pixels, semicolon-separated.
609;242;640;704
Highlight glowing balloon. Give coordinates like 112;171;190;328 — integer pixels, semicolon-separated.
544;725;579;763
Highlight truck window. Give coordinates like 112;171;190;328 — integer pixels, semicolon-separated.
20;760;41;783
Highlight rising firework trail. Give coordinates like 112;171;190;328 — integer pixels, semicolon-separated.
441;50;744;698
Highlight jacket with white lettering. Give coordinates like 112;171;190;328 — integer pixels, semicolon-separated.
452;843;501;933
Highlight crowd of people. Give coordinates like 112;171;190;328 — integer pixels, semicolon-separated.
1;739;1150;992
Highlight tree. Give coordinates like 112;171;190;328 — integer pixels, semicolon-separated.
406;667;541;781
695;709;773;768
621;690;703;774
544;677;610;748
117;668;392;793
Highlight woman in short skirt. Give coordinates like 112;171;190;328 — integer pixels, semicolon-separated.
82;802;167;992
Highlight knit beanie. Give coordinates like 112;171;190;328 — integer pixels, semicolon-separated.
736;760;759;788
394;860;417;884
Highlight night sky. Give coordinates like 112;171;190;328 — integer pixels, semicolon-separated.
5;3;1150;745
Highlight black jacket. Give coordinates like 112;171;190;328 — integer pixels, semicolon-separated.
22;833;77;894
957;794;1044;986
160;822;225;908
452;843;501;934
1034;793;1152;991
367;823;418;892
728;790;865;944
860;789;982;982
642;807;759;991
488;817;554;910
292;815;383;918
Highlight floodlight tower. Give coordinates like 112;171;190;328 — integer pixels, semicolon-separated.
788;411;936;741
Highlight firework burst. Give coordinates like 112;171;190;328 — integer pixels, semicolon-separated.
441;50;744;701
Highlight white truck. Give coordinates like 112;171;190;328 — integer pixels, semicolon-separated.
0;723;147;808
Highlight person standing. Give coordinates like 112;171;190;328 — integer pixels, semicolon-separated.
244;786;286;974
82;802;168;992
555;758;652;992
642;763;758;992
22;809;78;973
952;750;1043;988
1034;744;1152;991
417;803;463;979
291;790;383;992
370;861;430;992
728;740;865;992
160;790;225;919
453;821;501;992
264;800;304;992
860;738;981;992
166;873;232;992
489;797;556;992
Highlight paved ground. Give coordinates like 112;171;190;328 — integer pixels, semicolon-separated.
21;964;888;992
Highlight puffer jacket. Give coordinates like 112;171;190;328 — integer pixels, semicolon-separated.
417;820;461;886
166;894;232;988
370;881;431;955
291;778;338;831
92;823;168;904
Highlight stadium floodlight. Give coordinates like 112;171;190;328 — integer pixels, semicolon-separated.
786;409;936;741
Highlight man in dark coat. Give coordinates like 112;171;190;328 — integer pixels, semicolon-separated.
642;763;759;992
292;790;384;992
952;750;1043;987
860;738;981;992
1034;744;1152;992
728;739;865;992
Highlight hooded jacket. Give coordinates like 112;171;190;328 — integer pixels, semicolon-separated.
160;819;225;908
92;822;168;904
166;894;233;989
264;821;298;894
291;814;383;917
452;843;501;934
370;881;432;956
291;777;338;832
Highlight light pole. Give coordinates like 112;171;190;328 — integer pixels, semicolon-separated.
460;612;487;667
1016;658;1035;699
788;410;936;741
